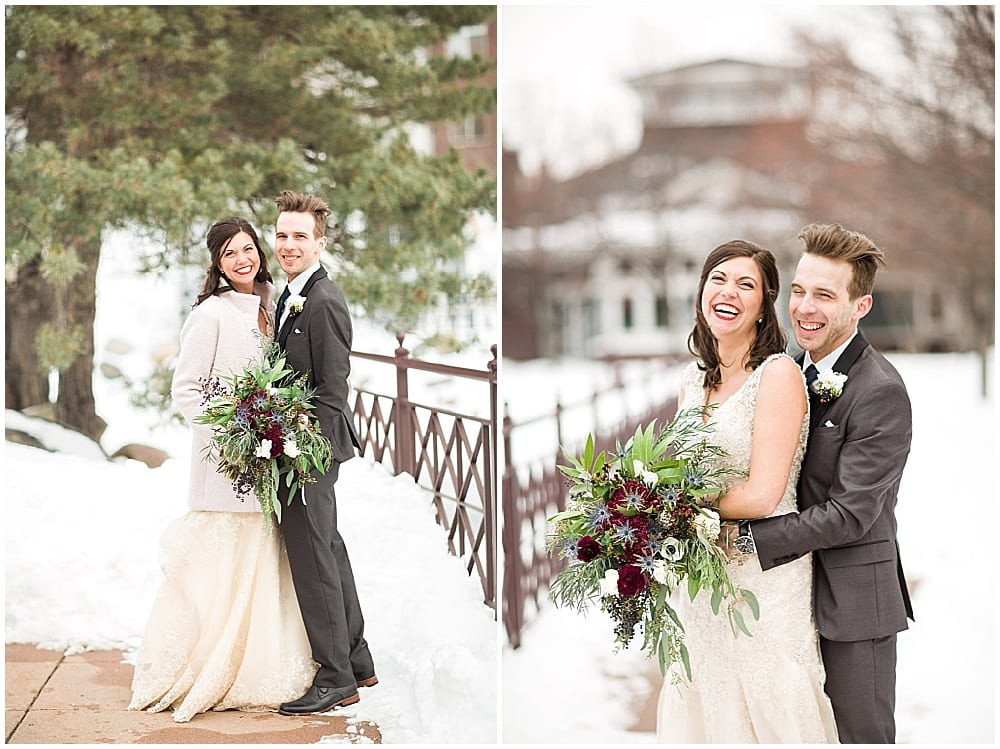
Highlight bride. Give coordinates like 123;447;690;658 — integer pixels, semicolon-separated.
656;240;838;743
129;218;317;722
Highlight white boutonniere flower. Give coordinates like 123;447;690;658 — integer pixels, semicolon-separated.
812;371;848;404
287;294;306;315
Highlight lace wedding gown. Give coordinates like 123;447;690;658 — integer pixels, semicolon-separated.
656;354;839;743
129;512;318;722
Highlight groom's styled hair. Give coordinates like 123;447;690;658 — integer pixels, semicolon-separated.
798;223;886;300
274;190;331;239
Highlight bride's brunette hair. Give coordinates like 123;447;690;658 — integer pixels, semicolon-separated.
194;217;272;306
687;239;787;391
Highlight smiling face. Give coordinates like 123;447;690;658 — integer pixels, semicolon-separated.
217;231;261;294
789;252;872;361
275;211;326;282
700;255;765;345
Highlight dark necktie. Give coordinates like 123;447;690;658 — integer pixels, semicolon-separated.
275;287;290;336
804;364;819;390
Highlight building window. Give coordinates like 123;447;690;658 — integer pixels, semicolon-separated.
655;294;669;327
929;289;943;321
623;297;634;330
448;114;487;144
583;298;601;337
447;24;488;59
550;301;566;357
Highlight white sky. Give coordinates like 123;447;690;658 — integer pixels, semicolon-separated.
500;3;905;179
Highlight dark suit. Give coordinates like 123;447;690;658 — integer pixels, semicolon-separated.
749;332;914;743
277;266;374;689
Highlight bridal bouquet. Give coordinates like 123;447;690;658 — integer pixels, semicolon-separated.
195;337;333;530
547;407;759;680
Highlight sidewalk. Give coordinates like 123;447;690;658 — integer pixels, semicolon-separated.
5;644;381;744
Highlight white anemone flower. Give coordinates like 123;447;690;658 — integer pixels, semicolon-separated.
256;439;272;459
660;536;684;562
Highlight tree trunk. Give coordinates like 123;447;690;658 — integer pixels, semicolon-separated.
54;240;106;442
5;256;52;410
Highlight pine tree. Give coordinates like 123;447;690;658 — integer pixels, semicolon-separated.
5;5;496;439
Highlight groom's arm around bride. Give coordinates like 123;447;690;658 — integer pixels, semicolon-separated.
740;224;914;744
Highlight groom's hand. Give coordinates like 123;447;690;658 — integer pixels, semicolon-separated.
718;521;740;560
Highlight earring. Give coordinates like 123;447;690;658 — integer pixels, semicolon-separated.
757;317;763;323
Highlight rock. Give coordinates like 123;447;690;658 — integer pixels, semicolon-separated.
110;443;169;468
22;403;56;421
5;409;108;461
100;362;124;379
5;428;50;451
105;338;133;355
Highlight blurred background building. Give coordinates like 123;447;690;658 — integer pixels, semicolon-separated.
503;52;979;362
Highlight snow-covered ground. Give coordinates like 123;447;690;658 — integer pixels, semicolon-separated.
5;230;499;744
502;350;996;744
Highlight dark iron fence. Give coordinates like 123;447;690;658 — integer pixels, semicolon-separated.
501;363;680;647
350;334;497;611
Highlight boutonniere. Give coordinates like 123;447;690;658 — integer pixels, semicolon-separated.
287;294;306;316
812;371;848;403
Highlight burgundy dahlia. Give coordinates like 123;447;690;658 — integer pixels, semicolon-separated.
617;564;646;596
263;423;285;457
576;535;602;562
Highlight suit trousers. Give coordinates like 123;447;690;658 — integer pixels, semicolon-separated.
821;634;897;743
280;461;375;689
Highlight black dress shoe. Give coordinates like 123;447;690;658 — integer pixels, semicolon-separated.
278;684;360;715
356;674;378;688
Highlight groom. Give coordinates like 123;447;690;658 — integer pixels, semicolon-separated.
732;223;914;743
272;189;377;715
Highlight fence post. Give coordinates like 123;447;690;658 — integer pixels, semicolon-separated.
501;403;523;647
394;332;415;477
554;397;564;451
486;345;498;610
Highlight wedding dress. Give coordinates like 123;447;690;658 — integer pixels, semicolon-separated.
656;354;839;743
128;511;318;722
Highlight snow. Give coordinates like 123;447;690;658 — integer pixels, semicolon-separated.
502;350;996;744
4;230;498;744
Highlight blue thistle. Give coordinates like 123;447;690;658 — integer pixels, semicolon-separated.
685;464;705;489
636;553;659;575
586;505;612;532
558;538;579;559
622;486;647;513
658;485;681;507
236;403;253;419
612;523;638;545
232;412;253;430
251;392;269;410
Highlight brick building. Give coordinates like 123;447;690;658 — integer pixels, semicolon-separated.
503;59;965;361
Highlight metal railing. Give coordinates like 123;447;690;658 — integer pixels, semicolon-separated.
350;334;497;611
501;363;679;647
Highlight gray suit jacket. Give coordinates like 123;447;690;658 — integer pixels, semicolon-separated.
277;266;361;464
750;332;914;642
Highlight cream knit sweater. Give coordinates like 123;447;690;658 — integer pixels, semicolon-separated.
171;282;276;512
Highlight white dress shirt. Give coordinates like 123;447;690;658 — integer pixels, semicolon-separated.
278;261;322;332
803;329;859;373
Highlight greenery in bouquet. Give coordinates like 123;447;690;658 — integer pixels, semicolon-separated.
195;336;333;530
547;406;759;681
